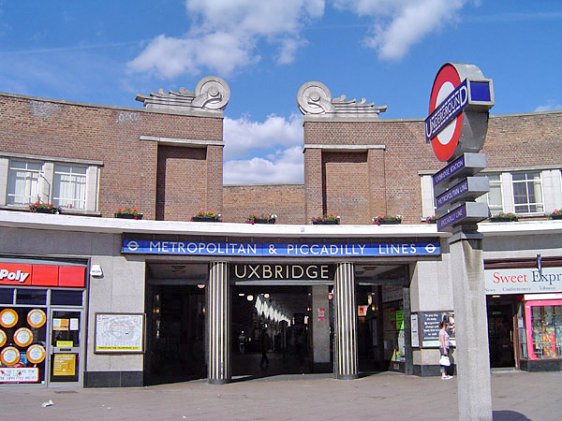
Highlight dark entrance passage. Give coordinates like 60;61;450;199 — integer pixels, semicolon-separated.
487;295;518;368
145;285;206;384
232;285;317;378
357;284;407;373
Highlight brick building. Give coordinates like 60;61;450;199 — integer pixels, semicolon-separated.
0;76;561;388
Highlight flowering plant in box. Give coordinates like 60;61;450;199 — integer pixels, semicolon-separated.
114;207;143;219
311;214;340;224
247;213;277;224
425;215;438;224
548;209;562;219
490;212;518;222
372;215;402;225
192;210;222;222
29;201;59;214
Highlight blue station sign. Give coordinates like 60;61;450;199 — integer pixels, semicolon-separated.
122;239;441;257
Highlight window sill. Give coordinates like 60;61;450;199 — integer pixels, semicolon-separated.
0;205;101;217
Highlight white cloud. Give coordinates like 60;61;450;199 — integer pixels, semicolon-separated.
534;101;562;112
128;0;325;78
224;146;304;185
223;114;303;160
332;0;467;60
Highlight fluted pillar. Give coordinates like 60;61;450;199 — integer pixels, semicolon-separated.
334;262;358;380
207;261;230;384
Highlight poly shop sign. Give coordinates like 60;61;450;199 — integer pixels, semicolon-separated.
425;63;494;162
485;267;562;295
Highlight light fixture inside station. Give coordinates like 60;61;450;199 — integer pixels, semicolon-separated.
246;294;254;302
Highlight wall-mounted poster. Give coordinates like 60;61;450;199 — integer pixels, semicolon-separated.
94;313;144;353
419;311;455;347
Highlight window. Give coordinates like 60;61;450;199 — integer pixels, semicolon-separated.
485;174;503;215
513;172;543;213
7;159;42;205
53;164;87;210
3;156;100;213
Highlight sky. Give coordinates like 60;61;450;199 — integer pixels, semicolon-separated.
1;1;561;185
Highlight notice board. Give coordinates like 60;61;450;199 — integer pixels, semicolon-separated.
94;313;145;353
419;311;455;347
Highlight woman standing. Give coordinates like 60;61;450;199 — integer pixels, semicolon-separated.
439;320;453;380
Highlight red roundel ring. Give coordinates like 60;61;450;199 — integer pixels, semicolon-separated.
428;64;463;161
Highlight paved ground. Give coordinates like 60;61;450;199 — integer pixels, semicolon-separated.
0;370;560;420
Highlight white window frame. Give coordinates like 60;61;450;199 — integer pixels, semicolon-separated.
6;159;43;205
511;171;544;214
52;163;88;210
1;155;100;213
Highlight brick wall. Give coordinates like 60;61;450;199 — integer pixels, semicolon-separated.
303;112;562;224
223;184;305;224
0;94;223;220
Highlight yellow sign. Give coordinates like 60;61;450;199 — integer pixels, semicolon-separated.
53;354;76;376
56;340;74;348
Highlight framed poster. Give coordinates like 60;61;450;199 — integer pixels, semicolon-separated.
419;311;455;347
94;313;145;353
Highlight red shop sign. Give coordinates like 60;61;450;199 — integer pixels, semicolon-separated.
0;262;85;288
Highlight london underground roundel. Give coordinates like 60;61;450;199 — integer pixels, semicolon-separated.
428;64;463;161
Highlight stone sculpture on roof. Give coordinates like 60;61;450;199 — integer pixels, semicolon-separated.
136;76;230;114
297;81;387;117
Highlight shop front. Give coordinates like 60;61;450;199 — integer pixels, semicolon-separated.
0;259;87;386
485;262;562;371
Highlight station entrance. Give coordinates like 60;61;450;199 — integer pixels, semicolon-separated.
144;261;410;384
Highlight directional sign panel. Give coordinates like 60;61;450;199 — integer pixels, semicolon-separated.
435;176;489;210
437;202;489;231
432;153;487;189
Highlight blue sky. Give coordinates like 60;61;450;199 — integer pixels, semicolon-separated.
1;1;561;184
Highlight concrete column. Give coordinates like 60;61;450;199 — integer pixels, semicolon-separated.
311;285;331;371
450;232;492;421
334;262;358;380
207;261;230;384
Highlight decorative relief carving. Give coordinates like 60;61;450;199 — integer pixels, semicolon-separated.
297;81;387;117
136;76;230;114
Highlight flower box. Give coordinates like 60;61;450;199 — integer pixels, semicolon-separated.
191;211;222;222
191;216;221;222
115;213;143;220
253;218;276;224
248;213;277;224
114;207;142;220
29;201;59;214
549;209;562;220
489;213;518;222
372;215;402;225
311;214;340;225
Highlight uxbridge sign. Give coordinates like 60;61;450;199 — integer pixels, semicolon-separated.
232;264;335;281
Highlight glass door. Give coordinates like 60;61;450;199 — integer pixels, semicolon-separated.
48;309;83;385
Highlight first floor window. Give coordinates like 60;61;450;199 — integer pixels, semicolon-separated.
53;164;87;209
487;174;503;215
513;172;543;213
7;159;42;205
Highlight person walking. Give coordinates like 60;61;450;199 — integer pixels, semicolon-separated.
439;320;453;380
259;329;270;370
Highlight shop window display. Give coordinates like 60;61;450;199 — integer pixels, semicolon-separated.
525;301;562;360
0;306;47;384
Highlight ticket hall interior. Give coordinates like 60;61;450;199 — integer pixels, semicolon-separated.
143;261;411;385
